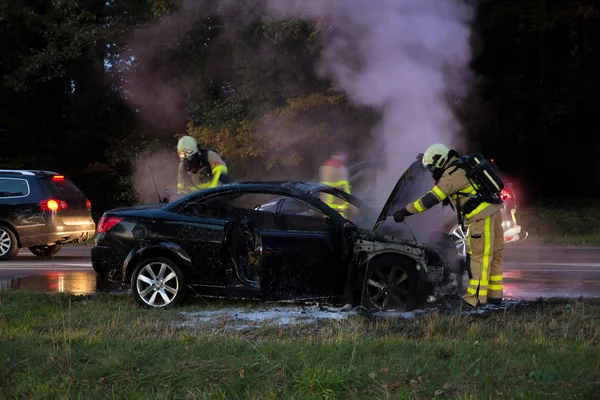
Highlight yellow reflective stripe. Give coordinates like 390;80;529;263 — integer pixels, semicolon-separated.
482;216;491;285
321;180;350;187
321;180;351;195
469;279;479;286
490;275;502;282
177;183;184;189
432;186;447;200
413;200;424;212
490;284;503;290
468;287;488;295
466;201;492;219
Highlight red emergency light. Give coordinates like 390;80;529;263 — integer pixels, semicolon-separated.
52;175;65;181
500;189;511;200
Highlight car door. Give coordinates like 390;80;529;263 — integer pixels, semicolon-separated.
258;196;347;301
163;195;231;285
0;177;43;232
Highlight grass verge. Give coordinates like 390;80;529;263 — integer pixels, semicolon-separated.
514;200;600;246
1;292;600;399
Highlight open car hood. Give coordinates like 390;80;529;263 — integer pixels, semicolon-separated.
371;154;457;242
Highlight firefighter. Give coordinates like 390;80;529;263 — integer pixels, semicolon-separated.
318;150;351;216
393;143;504;307
176;135;230;195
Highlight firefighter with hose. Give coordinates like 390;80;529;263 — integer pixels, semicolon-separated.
176;135;230;195
393;143;505;307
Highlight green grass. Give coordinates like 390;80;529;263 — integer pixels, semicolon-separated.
1;292;600;399
514;200;600;246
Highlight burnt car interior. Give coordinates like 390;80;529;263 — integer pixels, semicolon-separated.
172;190;344;293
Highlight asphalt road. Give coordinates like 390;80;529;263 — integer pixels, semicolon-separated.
1;246;600;299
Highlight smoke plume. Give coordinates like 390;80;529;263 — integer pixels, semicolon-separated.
264;0;476;206
128;0;477;219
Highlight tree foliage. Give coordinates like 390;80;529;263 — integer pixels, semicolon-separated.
1;0;600;214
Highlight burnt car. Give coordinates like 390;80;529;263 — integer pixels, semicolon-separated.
92;168;463;311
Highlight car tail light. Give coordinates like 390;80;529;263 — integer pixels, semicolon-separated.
86;199;92;210
40;199;68;211
97;216;122;233
52;175;65;181
500;189;511;200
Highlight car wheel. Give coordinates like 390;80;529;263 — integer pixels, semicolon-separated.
361;254;421;311
29;244;62;258
0;226;19;261
131;257;187;308
448;224;469;258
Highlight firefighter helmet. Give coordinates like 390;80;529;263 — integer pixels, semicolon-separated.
422;143;450;170
177;136;199;160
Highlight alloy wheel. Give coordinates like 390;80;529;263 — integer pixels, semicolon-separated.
366;264;411;310
449;224;469;258
0;229;12;257
135;262;180;307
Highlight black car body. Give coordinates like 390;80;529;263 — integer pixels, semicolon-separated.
92;160;462;311
0;170;96;260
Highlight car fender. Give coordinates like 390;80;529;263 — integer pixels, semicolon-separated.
0;220;21;247
122;240;193;284
360;250;427;273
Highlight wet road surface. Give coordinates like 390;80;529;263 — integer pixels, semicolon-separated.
0;246;599;299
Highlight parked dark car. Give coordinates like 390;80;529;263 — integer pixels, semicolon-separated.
0;170;96;260
92;167;463;311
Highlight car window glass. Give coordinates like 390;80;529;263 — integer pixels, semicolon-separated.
0;178;29;198
178;195;231;218
279;197;325;218
278;197;329;232
231;193;281;212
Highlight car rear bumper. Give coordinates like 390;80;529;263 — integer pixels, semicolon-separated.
20;226;96;247
92;245;127;283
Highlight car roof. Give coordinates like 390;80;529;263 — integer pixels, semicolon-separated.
0;169;60;176
233;180;329;193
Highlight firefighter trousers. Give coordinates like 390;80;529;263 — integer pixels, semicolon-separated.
462;211;504;307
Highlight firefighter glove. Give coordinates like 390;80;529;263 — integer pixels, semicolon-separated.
393;208;411;223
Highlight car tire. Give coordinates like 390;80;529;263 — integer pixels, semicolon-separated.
361;254;421;312
29;244;62;258
131;257;187;309
0;225;19;261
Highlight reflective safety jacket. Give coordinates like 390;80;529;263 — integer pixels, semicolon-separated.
406;156;502;222
318;156;351;213
177;150;228;195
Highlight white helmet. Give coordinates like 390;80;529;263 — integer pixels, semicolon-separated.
422;143;450;170
177;136;199;159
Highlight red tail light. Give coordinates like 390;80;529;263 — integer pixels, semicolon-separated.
40;199;68;211
97;216;122;233
500;189;511;200
86;199;92;210
52;175;65;181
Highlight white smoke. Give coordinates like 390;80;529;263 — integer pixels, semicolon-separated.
264;0;475;206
